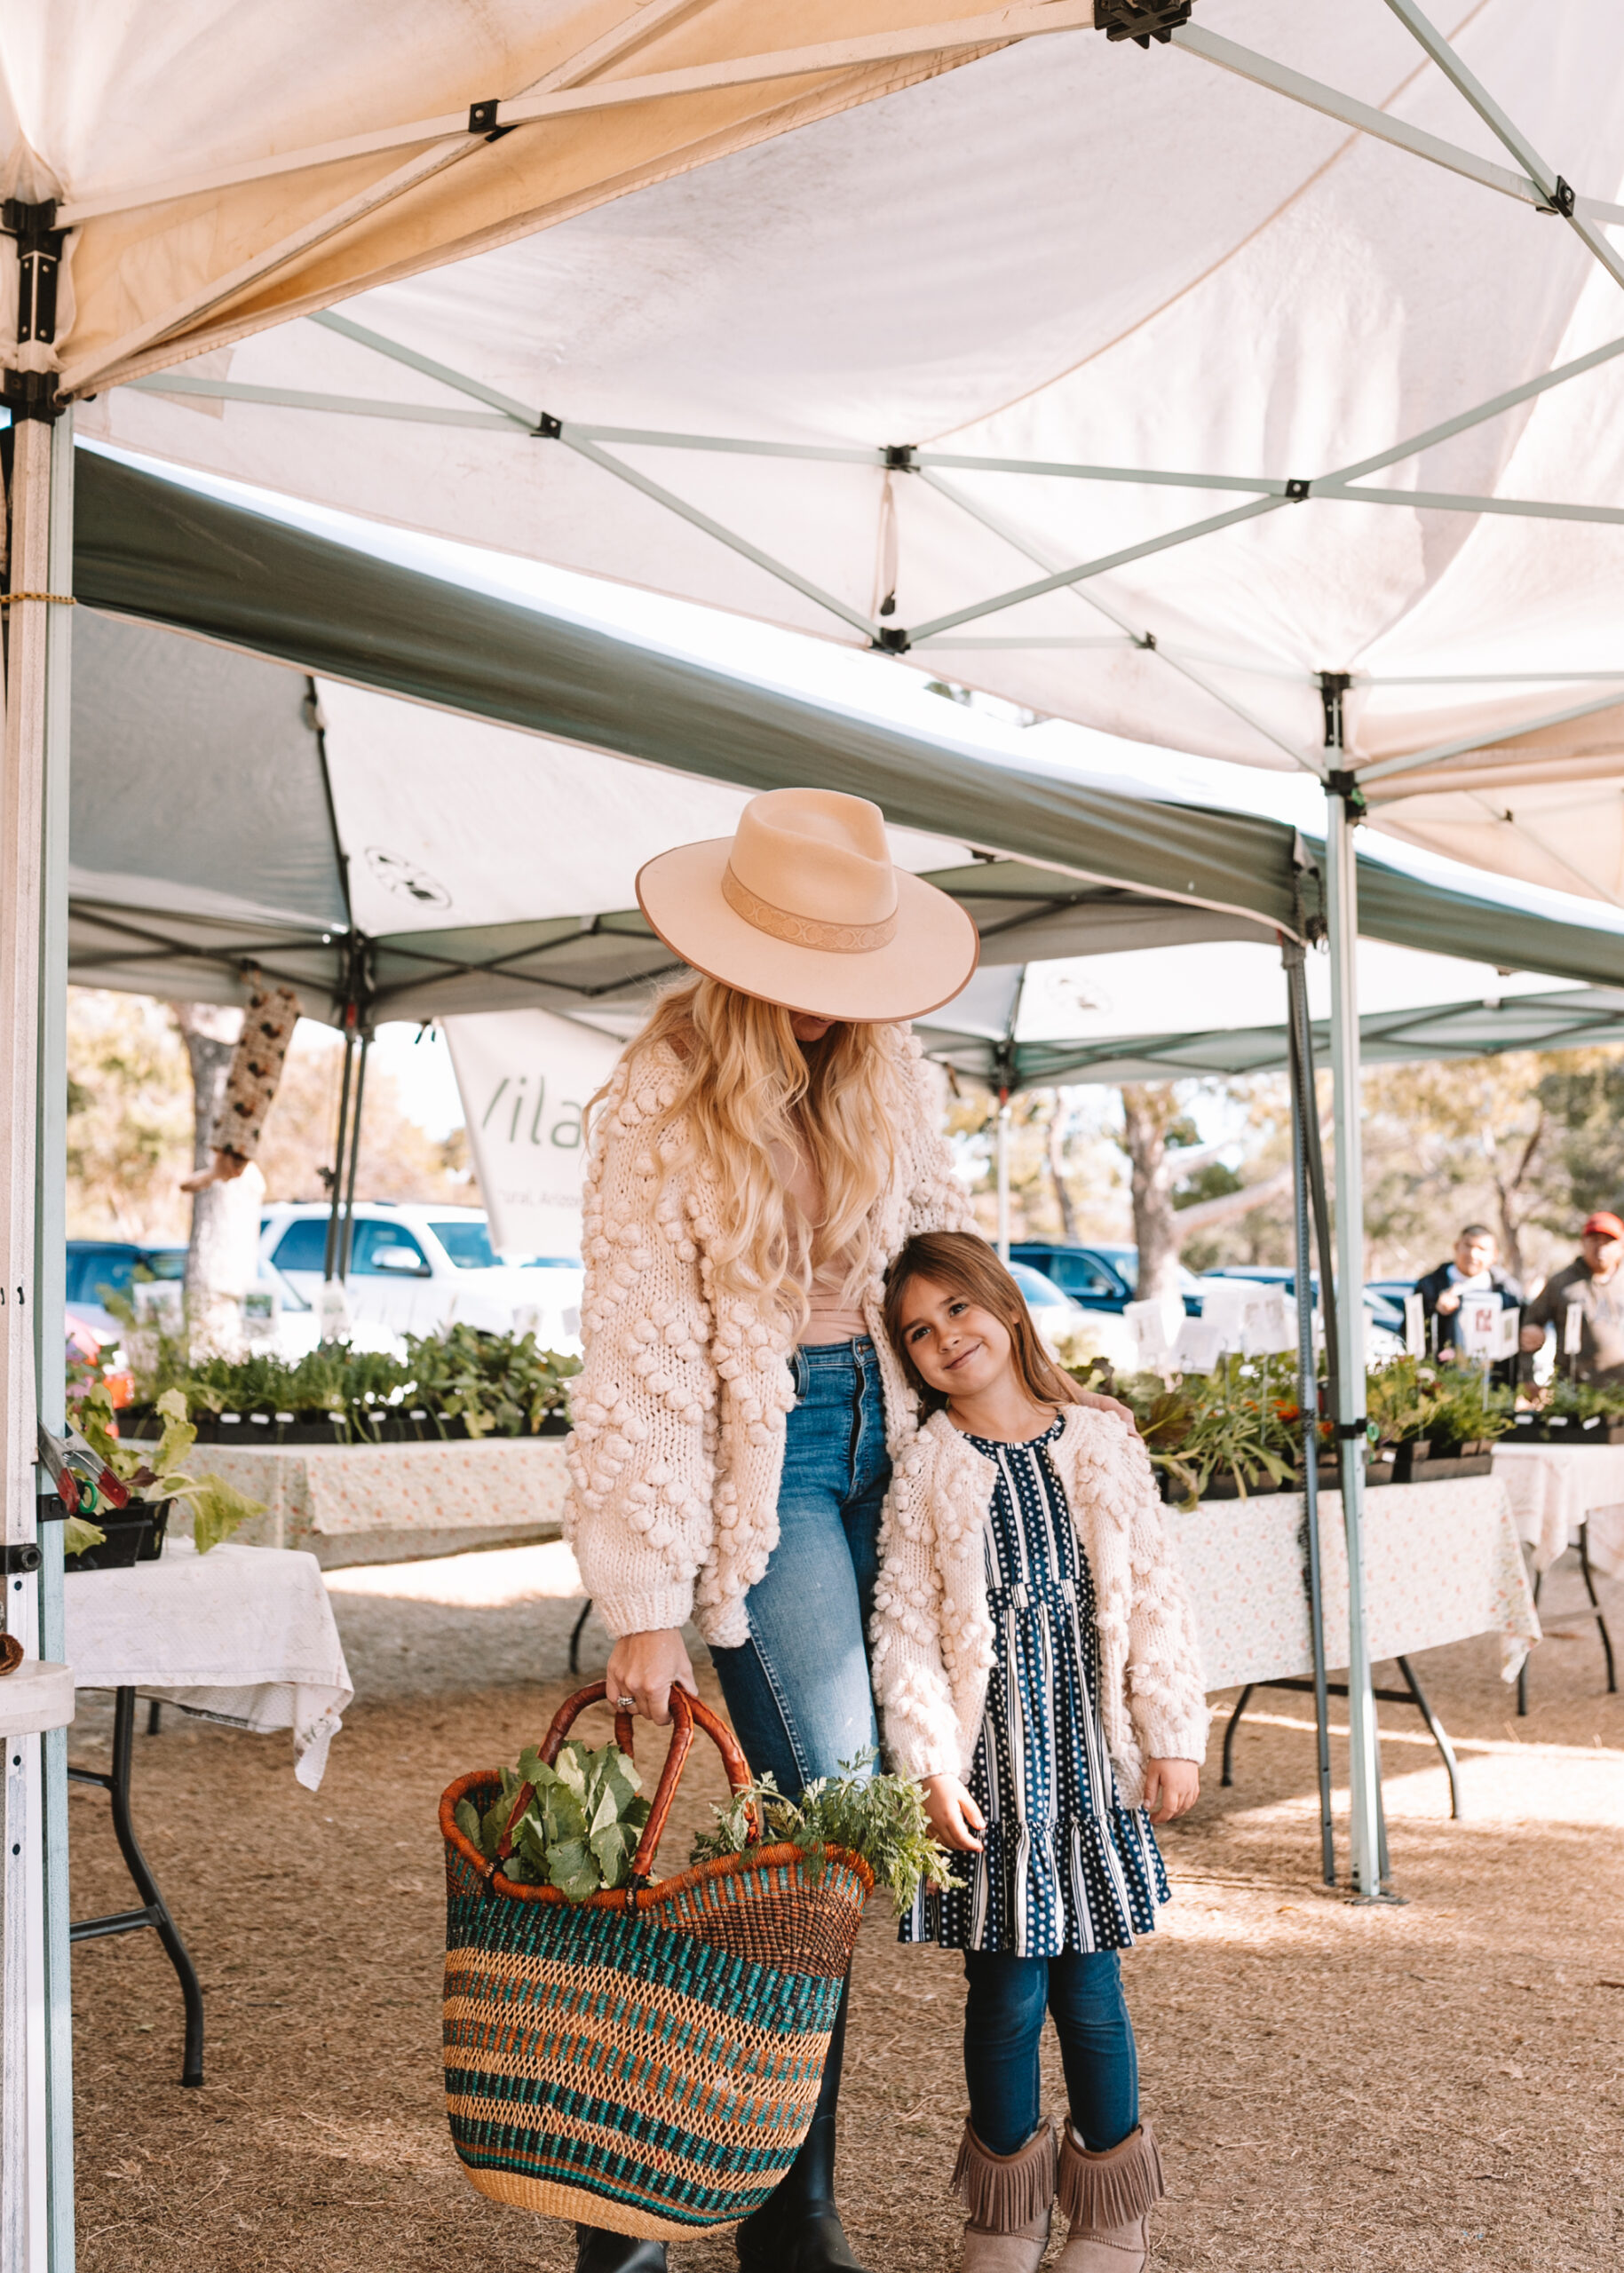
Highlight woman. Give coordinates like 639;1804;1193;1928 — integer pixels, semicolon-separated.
566;788;1125;2273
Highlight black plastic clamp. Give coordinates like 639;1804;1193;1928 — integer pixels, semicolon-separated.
1285;477;1311;502
530;412;562;440
883;443;917;471
4;1544;43;1575
467;99;516;141
1543;177;1577;218
871;625;911;654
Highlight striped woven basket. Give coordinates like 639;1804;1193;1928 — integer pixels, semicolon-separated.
440;1682;872;2238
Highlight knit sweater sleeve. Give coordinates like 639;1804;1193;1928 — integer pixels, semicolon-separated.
1119;1430;1211;1763
563;1053;717;1639
897;1033;976;1238
868;1432;964;1782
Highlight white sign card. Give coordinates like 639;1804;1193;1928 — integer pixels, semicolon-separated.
1458;1297;1517;1359
444;1009;622;1258
1404;1290;1425;1358
1564;1299;1586;1358
1125;1294;1185;1366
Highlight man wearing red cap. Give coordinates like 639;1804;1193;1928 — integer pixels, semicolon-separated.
1520;1212;1624;1383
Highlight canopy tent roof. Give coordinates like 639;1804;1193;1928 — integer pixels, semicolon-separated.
66;447;1624;1027
67;1;1624;907
917;962;1624;1089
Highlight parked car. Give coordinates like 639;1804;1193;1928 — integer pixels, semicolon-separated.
1004;1259;1086;1345
257;1202;583;1350
65;1239;186;1341
1009;1242;1208;1318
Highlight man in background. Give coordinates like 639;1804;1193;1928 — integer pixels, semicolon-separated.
1417;1223;1522;1386
1520;1211;1624;1387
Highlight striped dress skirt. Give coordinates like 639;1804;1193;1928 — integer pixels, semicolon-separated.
901;1415;1169;1955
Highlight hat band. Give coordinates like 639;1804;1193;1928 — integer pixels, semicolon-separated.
721;862;898;954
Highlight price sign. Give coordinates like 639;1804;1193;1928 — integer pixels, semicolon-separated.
1460;1298;1515;1358
1565;1299;1586;1357
1404;1291;1425;1358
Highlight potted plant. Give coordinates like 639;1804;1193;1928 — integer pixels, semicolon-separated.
67;1386;265;1568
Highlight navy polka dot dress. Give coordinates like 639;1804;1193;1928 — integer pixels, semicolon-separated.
902;1415;1170;1955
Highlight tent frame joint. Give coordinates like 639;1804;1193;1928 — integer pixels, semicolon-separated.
530;413;563;440
2;197;66;423
872;624;912;654
883;443;918;471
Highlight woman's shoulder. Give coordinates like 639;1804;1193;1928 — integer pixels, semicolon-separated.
601;1037;687;1129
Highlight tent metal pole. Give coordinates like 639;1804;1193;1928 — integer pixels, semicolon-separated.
321;1013;356;1283
33;414;75;2273
2;409;75;2273
995;1095;1011;1263
337;1030;370;1282
1323;702;1386;1901
1283;933;1335;1886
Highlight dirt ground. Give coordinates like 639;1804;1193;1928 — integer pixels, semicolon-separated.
66;1543;1622;2273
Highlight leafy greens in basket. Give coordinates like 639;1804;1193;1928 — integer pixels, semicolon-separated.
456;1739;652;1900
690;1754;963;1913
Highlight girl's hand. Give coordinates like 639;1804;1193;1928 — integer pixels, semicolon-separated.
604;1628;697;1726
921;1773;986;1852
1143;1758;1200;1825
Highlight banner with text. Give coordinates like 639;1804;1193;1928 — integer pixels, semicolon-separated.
443;1010;622;1258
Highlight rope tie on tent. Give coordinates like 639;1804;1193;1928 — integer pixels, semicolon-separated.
0;590;74;604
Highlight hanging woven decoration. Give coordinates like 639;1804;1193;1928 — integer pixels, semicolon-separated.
440;1681;871;2238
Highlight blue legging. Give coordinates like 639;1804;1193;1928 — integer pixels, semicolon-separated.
963;1950;1139;2157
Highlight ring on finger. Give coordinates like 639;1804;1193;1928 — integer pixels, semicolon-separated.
615;1694;638;1712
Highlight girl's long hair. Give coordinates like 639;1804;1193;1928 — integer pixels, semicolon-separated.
600;974;899;1325
883;1230;1084;1416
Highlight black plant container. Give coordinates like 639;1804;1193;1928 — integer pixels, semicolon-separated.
64;1499;170;1573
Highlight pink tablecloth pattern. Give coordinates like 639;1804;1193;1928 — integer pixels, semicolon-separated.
162;1437;571;1566
1164;1475;1541;1692
1489;1442;1624;1578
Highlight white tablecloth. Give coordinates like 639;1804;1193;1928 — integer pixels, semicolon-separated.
1490;1442;1624;1578
63;1540;353;1788
1165;1476;1541;1691
149;1435;570;1566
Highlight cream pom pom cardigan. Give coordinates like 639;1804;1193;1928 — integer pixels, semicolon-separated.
563;1027;973;1649
869;1405;1209;1809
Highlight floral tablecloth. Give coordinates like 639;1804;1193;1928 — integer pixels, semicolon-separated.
1164;1475;1541;1691
162;1437;571;1568
64;1539;353;1788
1489;1442;1624;1579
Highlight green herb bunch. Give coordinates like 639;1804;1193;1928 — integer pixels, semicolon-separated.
73;1385;265;1556
689;1754;963;1912
1543;1374;1624;1424
456;1738;651;1900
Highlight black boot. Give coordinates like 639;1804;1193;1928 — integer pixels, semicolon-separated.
574;2227;668;2272
735;1982;868;2272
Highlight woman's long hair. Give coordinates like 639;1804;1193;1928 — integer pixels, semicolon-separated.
882;1230;1084;1415
600;975;899;1325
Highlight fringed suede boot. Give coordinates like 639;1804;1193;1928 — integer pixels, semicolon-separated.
1054;2119;1164;2271
951;2118;1056;2272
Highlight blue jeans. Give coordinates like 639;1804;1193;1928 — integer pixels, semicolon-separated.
963;1951;1139;2157
709;1338;890;1800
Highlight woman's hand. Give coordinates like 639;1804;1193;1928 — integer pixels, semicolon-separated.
604;1628;697;1727
1142;1758;1200;1825
1073;1388;1134;1425
179;1148;249;1193
921;1772;986;1852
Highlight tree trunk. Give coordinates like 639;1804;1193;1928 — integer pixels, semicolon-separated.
1120;1086;1183;1303
174;1003;261;1351
1046;1097;1080;1242
1489;1105;1544;1285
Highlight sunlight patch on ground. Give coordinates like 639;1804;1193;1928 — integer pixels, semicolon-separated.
324;1540;584;1604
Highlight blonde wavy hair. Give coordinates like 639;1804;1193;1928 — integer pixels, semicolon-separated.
602;975;900;1326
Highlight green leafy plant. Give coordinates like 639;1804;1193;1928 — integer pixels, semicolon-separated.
690;1754;963;1912
398;1324;580;1438
75;1384;265;1554
455;1738;650;1898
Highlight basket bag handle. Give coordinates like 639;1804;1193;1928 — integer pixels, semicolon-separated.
498;1680;755;1886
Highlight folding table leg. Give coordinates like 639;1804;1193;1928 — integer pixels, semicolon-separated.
569;1597;594;1676
1219;1684;1255;1786
68;1687;205;2086
1394;1655;1462;1820
1577;1522;1618;1694
1517;1563;1543;1717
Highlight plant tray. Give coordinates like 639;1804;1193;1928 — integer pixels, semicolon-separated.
124;1409;571;1447
64;1500;170;1573
1394;1453;1495;1483
1501;1419;1624;1446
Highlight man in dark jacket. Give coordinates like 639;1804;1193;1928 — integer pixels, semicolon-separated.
1417;1224;1524;1385
1520;1211;1624;1386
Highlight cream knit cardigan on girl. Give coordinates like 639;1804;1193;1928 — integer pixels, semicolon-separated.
564;1027;972;1649
868;1405;1209;1810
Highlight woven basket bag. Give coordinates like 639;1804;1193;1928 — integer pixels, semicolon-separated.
440;1681;873;2238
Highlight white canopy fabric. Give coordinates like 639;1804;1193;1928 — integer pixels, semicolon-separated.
63;0;1624;905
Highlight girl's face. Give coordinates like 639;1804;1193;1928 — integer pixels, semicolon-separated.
789;1012;836;1043
894;1273;1014;1399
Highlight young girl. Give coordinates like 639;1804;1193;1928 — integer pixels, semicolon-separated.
870;1232;1208;2273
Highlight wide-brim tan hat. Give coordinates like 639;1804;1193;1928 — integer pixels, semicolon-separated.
636;787;980;1022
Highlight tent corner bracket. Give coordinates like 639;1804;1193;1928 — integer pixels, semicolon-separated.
883;444;917;471
1537;177;1576;217
467;99;517;142
872;625;911;654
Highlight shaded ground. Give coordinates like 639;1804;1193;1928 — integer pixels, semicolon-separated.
67;1544;1622;2272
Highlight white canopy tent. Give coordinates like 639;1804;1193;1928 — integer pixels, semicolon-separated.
7;9;1624;2249
49;2;1624;1913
